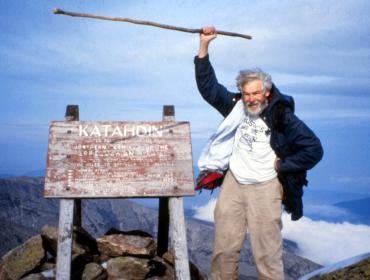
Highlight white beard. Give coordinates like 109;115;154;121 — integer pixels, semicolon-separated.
244;100;268;117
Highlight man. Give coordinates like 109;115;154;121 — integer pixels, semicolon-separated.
194;27;323;280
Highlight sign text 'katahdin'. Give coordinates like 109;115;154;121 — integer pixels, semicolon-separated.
79;124;163;138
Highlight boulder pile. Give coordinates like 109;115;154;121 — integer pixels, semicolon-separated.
0;226;205;280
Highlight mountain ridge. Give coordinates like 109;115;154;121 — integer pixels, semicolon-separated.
0;176;321;279
299;252;370;280
334;197;370;225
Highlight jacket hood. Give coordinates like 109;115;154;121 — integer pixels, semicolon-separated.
260;84;295;128
267;84;295;112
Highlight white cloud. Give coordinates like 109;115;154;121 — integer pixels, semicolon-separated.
282;215;370;265
291;94;370;123
330;175;370;185
192;198;217;222
210;1;370;79
271;72;337;86
193;199;370;265
304;204;353;219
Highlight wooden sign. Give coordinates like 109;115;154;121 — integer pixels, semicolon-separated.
44;121;194;198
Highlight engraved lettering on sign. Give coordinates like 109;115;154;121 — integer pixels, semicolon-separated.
67;169;73;189
161;172;177;188
79;124;163;137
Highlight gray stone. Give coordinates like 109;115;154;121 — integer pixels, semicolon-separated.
97;234;156;258
310;255;370;279
82;263;107;280
0;261;11;280
39;270;55;279
107;257;150;279
1;235;45;280
161;251;205;280
41;225;99;263
73;226;99;255
41;225;87;257
189;261;206;280
40;225;58;256
162;251;174;266
20;273;47;280
71;254;94;280
145;256;174;280
39;263;55;272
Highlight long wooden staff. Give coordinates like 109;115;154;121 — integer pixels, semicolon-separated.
53;8;252;40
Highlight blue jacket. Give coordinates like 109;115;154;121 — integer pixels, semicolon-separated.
194;54;323;220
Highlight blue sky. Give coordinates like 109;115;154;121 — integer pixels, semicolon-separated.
2;0;370;193
1;1;370;196
1;0;370;265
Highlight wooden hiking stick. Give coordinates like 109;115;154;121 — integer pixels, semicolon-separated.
53;8;252;40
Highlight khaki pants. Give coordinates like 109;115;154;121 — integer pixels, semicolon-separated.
211;171;284;280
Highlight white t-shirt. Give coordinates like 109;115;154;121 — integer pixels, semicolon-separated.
229;114;277;184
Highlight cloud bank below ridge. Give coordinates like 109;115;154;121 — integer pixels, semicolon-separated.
192;198;370;265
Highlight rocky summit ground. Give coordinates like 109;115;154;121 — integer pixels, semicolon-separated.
305;255;370;280
0;225;205;280
0;176;322;279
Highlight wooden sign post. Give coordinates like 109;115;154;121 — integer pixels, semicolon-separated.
45;105;194;279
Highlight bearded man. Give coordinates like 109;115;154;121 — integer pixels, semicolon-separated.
194;26;323;280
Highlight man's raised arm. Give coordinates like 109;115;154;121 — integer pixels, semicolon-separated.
198;26;217;58
194;26;236;117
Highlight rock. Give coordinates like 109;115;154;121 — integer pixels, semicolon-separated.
1;235;45;280
97;234;156;258
162;251;205;280
99;255;110;263
20;273;46;280
18;268;54;280
41;225;97;258
105;228;152;238
91;255;101;264
162;252;174;265
20;274;42;280
106;257;150;279
40;225;58;255
82;263;107;280
39;263;55;272
39;270;54;279
189;261;206;280
310;256;370;279
73;227;99;255
71;254;94;280
41;225;85;257
0;261;11;280
145;256;174;280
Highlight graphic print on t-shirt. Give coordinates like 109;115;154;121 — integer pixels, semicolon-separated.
237;116;267;151
230;114;277;184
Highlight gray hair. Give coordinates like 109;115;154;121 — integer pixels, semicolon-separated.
236;68;272;92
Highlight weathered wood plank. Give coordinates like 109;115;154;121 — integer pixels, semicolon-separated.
64;105;82;228
56;199;75;280
169;197;191;280
157;197;169;257
44;121;194;198
74;200;81;228
157;106;175;257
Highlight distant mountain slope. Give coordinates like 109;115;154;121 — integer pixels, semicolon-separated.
0;176;321;279
22;169;46;177
335;197;370;225
299;252;370;280
0;173;13;179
